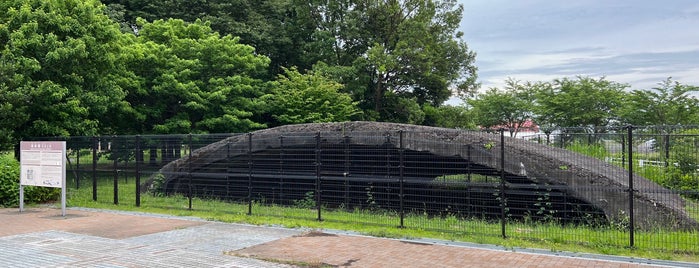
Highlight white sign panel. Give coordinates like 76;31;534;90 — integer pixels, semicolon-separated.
20;141;66;188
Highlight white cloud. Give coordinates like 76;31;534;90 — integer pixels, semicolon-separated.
607;67;699;90
456;0;699;96
496;51;616;72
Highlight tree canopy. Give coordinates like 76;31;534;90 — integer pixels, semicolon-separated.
465;76;699;134
122;18;270;134
101;0;479;123
262;67;361;126
311;0;477;121
3;0;699;151
468;79;535;136
619;78;699;126
422;104;474;129
0;0;129;149
533;77;628;131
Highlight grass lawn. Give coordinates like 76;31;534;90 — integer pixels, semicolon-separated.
61;177;699;263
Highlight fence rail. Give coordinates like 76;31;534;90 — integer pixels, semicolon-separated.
29;124;699;254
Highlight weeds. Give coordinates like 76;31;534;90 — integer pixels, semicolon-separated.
294;191;316;209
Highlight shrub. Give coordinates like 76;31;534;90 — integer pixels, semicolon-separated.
0;153;60;207
0;153;20;207
566;141;608;159
147;173;167;196
665;130;699;199
293;191;316;209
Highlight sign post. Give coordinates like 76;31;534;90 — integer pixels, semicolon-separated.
19;141;67;216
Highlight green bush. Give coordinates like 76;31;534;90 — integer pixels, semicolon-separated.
566;141;608;159
0;153;60;207
147;173;166;196
0;153;20;206
666;130;699;198
293;191;316;209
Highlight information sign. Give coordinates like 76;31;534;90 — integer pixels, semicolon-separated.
19;141;66;216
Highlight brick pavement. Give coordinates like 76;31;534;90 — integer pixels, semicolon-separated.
0;207;204;238
233;231;666;268
0;207;298;267
0;207;695;267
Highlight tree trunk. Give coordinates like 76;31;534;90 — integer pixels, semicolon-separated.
374;74;384;114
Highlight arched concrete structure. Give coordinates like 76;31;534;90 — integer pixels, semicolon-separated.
155;122;697;229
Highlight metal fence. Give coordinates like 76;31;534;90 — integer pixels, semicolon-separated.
31;125;699;254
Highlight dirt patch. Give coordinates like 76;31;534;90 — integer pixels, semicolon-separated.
296;230;338;237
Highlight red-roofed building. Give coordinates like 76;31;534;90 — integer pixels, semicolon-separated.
483;119;541;138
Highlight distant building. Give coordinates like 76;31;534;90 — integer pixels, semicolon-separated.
484;119;542;138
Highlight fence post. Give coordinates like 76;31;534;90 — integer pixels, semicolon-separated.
279;135;284;201
226;141;231;197
188;134;193;210
247;133;253;215
499;129;507;238
621;134;626;168
76;146;80;189
112;136;119;205
92;136;98;201
561;132;566;148
135;135;141;207
664;132;671;168
344;135;350;206
465;144;472;217
385;133;392;208
315;132;322;221
399;130;405;228
627;126;635;248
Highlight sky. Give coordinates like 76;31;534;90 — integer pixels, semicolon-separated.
452;0;699;102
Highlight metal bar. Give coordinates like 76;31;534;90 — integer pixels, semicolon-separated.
627;126;635;248
500;129;506;238
226;141;231;197
76;147;80;189
188;134;193;210
247;133;253;215
279;135;284;201
135;135;141;207
344;135;350;207
664;133;670;167
315;132;322;221
466;144;472;216
92;136;97;201
399;131;404;228
113;136;118;205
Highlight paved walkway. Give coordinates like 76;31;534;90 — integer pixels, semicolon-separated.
0;207;695;268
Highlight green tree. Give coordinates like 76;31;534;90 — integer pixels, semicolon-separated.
122;18;270;134
101;0;479;123
534;77;627;131
422;104;475;129
342;0;477;119
262;67;361;126
619;78;699;126
0;0;130;149
468;79;535;136
380;93;426;124
103;0;324;76
654;129;699;197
